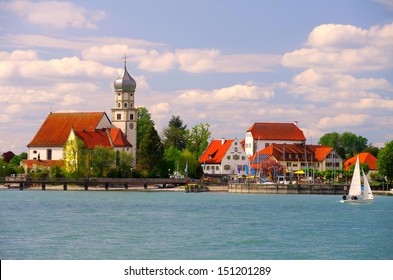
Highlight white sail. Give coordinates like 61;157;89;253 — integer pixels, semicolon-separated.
348;156;362;196
362;169;374;200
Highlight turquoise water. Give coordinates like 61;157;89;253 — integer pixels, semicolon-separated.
0;190;392;260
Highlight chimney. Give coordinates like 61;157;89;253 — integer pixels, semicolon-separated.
221;138;225;145
294;121;298;126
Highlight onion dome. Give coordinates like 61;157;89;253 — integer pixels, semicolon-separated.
114;62;136;92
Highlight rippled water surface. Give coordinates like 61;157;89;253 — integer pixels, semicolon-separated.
1;190;392;259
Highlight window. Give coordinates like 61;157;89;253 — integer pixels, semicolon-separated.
117;114;121;120
234;147;238;152
117;102;121;108
47;149;52;160
124;102;128;108
227;156;230;159
129;114;134;120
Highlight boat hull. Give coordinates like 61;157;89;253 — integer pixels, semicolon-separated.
340;199;374;204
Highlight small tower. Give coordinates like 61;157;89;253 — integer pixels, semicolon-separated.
111;57;137;159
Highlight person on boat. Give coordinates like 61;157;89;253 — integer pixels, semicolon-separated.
353;196;358;200
342;194;347;200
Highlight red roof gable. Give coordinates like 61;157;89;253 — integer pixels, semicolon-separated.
75;128;132;149
28;112;107;147
198;139;234;164
344;152;378;170
247;122;306;141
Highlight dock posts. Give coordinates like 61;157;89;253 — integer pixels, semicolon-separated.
84;182;88;191
105;182;109;190
124;183;128;190
144;183;147;189
63;183;67;191
19;182;23;190
41;183;46;190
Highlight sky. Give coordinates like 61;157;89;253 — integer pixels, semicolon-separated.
0;0;392;154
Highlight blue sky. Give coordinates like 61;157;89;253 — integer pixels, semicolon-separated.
0;0;392;154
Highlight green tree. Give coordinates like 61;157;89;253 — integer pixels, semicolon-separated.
138;125;164;177
377;140;393;186
64;136;89;178
164;146;182;176
181;149;203;178
163;115;187;151
92;146;116;177
185;122;211;159
318;131;368;159
117;151;134;177
137;107;155;150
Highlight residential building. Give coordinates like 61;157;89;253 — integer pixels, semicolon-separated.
244;122;306;157
344;152;378;180
198;138;248;177
249;143;343;174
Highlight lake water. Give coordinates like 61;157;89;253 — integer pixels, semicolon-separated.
1;190;392;260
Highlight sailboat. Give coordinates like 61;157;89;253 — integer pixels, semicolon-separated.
340;156;374;203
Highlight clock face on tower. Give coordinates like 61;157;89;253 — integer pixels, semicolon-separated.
129;123;134;129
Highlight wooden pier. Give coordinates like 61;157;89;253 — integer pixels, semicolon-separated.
0;177;188;191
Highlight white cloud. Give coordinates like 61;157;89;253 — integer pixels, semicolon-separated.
3;104;21;113
289;68;392;102
0;0;106;29
62;94;85;106
150;102;171;114
178;84;275;104
282;22;393;72
317;114;369;129
0;51;119;81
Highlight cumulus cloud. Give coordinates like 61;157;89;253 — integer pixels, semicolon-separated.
0;0;106;29
0;51;119;81
178;84;275;104
289;68;392;102
150;102;171;114
317;114;370;129
282;22;393;72
82;44;279;73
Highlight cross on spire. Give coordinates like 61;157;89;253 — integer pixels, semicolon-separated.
123;53;127;68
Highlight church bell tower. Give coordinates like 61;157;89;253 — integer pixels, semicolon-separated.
111;58;137;159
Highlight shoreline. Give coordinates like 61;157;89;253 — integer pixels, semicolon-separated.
1;184;392;195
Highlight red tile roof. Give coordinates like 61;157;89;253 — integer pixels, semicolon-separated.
76;128;132;148
344;152;378;170
198;139;234;164
28;112;108;147
247;122;306;141
249;144;330;169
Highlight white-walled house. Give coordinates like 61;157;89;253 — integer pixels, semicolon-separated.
244;122;306;157
198;138;249;177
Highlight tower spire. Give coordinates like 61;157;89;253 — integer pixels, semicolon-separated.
123;53;127;69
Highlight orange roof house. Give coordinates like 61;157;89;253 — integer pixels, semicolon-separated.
250;144;343;172
244;122;306;157
198;138;249;176
344;152;378;171
27;112;131;162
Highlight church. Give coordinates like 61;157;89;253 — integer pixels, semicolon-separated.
23;61;137;171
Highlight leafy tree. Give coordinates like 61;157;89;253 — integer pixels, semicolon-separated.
138;125;164;177
92;146;116;177
180;149;202;178
137;107;155;150
64;136;89;177
260;159;285;179
164;146;182;175
318;131;368;159
50;164;64;178
185;122;211;159
117;151;134;177
163;115;187;151
2;151;15;163
377;140;393;186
